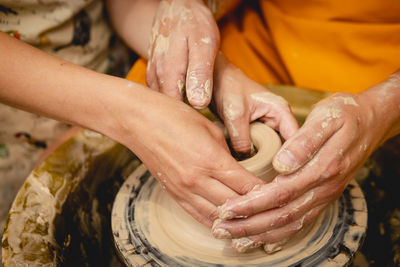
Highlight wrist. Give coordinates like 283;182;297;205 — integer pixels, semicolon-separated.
87;77;154;149
359;71;400;143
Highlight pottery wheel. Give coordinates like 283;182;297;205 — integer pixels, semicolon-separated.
112;124;367;267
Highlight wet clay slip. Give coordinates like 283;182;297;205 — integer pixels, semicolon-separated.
112;123;367;266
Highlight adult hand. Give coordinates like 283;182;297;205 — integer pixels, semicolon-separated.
119;86;264;228
147;0;219;109
212;53;299;157
212;73;400;253
0;31;260;230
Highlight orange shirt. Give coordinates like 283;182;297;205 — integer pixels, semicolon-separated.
128;0;400;93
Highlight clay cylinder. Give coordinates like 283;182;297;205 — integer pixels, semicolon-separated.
238;122;281;182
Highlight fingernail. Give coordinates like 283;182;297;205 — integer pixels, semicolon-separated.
212;219;232;239
213;228;232;239
187;87;208;108
263;238;288;254
264;243;283;254
217;205;236;220
273;149;298;174
232;238;261;253
187;79;211;108
212;218;223;228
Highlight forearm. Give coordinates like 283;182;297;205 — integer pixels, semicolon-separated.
106;0;160;59
360;70;400;143
0;32;149;144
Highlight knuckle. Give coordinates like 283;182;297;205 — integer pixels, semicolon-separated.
300;138;318;157
209;124;226;142
231;139;251;155
235;225;250;237
275;94;290;107
187;67;211;82
276;210;296;227
206;209;219;221
323;160;342;179
324;185;342;200
237;182;257;195
178;172;197;189
204;35;219;47
195;29;219;46
275;188;293;207
246;202;257;216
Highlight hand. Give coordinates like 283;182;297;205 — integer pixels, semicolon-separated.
147;0;219;109
0;31;261;229
212;74;400;253
119;87;265;228
212;53;299;157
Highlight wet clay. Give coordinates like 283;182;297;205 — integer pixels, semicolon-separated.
112;123;367;266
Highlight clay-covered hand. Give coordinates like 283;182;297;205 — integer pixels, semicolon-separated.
120;87;265;228
147;0;219;109
212;73;400;253
212;53;299;157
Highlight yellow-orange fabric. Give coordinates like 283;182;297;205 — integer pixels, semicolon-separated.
126;57;147;85
127;0;400;93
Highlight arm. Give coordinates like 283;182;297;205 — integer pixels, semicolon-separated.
213;70;400;252
107;0;296;157
105;0;159;59
0;32;264;227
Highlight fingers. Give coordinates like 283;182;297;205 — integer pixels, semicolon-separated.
249;91;299;140
221;92;252;156
212;189;317;238
228;119;252;158
176;195;219;228
212;154;265;196
272;113;340;175
216;134;348;222
187;175;240;206
212;125;356;242
212;175;345;239
216;178;300;220
146;35;188;100
147;31;218;107
230;205;324;253
186;33;218;109
264;110;299;141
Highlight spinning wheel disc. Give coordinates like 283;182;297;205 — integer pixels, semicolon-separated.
112;165;367;267
112;123;367;266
